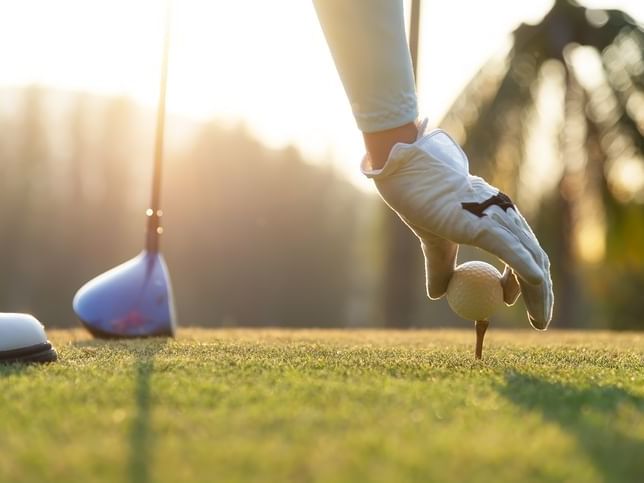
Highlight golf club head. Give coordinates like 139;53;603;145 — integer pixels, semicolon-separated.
0;313;58;363
73;250;177;338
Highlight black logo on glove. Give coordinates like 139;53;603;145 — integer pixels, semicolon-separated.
461;192;515;218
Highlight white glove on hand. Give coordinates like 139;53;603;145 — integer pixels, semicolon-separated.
361;120;553;330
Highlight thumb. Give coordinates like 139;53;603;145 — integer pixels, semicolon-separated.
421;236;458;299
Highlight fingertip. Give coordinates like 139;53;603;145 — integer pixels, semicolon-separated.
426;276;450;300
501;266;521;306
427;290;446;301
528;313;550;331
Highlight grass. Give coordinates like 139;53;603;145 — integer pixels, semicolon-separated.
1;328;643;483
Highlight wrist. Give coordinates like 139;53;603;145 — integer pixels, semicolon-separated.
362;122;418;170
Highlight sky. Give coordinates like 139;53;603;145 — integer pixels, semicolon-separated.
0;0;642;189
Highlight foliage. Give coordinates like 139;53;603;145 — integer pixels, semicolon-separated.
440;0;644;329
166;123;368;327
0;88;376;327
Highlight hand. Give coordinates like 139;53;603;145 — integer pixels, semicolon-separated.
361;120;553;329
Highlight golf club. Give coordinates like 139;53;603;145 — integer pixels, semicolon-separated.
72;1;177;338
409;0;421;81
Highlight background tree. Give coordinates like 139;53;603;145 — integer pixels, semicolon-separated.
0;89;375;327
440;0;644;328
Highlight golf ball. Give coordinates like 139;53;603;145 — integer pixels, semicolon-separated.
446;261;503;321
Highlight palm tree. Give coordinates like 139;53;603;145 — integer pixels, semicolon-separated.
439;0;644;328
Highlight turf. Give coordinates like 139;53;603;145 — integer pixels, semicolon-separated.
1;329;642;483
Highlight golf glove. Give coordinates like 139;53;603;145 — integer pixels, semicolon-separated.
361;119;553;330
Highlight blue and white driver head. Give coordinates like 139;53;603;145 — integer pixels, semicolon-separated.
73;250;176;338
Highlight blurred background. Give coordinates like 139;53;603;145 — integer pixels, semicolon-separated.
0;0;642;330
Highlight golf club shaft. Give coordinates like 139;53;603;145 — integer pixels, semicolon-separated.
409;0;421;83
145;1;417;252
146;0;172;253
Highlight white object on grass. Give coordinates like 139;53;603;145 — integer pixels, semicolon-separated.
0;313;57;362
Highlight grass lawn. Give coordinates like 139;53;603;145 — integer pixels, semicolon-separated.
1;328;642;483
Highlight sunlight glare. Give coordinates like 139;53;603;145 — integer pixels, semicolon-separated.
0;0;642;190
